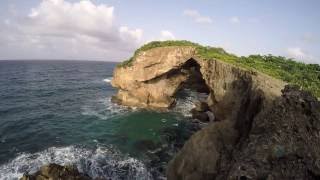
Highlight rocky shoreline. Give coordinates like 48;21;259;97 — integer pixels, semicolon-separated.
20;164;91;180
21;45;320;180
111;46;320;180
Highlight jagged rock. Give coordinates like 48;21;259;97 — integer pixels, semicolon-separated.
111;46;320;180
194;102;209;112
206;111;215;122
111;47;196;109
224;85;320;180
167;85;320;180
112;46;285;118
167;120;238;180
191;109;209;122
20;164;91;180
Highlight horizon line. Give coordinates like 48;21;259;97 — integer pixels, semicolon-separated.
0;59;121;63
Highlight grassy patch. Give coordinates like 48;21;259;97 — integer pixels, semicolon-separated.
117;40;200;67
118;40;320;97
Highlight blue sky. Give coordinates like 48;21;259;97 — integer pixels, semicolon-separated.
0;0;319;63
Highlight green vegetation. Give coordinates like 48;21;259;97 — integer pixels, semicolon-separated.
118;40;200;67
118;40;320;97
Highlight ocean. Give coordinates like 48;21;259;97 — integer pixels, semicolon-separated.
0;60;196;180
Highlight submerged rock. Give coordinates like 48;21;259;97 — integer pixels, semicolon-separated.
190;108;209;122
20;164;91;180
194;101;209;112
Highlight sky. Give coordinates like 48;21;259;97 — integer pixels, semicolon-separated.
0;0;319;63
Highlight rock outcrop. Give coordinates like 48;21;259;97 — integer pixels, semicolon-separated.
225;85;320;180
20;164;91;180
112;45;320;180
112;46;197;109
112;46;284;119
167;85;320;180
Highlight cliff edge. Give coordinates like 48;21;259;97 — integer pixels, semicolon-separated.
111;41;320;180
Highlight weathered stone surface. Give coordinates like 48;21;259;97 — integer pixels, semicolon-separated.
224;85;320;180
167;85;320;180
167;120;238;180
111;46;320;180
111;46;196;108
112;46;285;111
20;164;91;180
194;101;209;112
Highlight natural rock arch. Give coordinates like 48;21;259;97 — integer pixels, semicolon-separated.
111;46;284;121
111;46;320;180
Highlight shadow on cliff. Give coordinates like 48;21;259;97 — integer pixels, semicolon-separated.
167;84;320;180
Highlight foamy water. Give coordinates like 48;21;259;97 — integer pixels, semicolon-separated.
103;77;113;83
0;61;195;180
172;89;209;117
0;146;152;180
81;97;131;120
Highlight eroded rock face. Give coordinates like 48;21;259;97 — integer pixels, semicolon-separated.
112;46;284;111
111;46;320;180
167;86;320;180
111;46;196;109
20;164;91;180
225;86;320;180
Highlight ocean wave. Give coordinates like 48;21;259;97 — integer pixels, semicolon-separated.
0;146;152;180
81;97;130;120
172;89;208;117
103;77;113;83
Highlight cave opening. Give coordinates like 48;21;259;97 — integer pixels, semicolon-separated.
179;58;210;94
172;58;214;122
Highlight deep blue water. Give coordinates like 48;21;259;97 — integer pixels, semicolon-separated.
0;60;191;179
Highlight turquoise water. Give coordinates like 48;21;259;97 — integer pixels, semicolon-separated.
0;60;191;179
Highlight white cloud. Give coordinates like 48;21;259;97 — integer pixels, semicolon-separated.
302;33;318;44
183;9;212;24
160;30;176;40
0;0;143;61
286;47;315;63
145;30;176;43
287;47;306;58
230;16;240;24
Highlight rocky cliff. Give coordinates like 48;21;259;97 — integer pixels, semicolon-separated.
112;46;284;119
111;45;320;180
167;85;320;180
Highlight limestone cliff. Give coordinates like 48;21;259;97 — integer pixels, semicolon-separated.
111;45;320;180
112;46;284;119
112;46;197;109
167;85;320;180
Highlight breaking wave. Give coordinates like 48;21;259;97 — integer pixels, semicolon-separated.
103;77;112;83
0;146;152;180
172;89;208;117
81;97;130;120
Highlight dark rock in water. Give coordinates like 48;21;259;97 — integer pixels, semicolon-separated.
194;101;209;112
20;164;91;180
133;139;159;151
190;109;209;122
191;102;215;123
168;85;320;180
206;111;215;122
191;107;216;123
111;95;122;104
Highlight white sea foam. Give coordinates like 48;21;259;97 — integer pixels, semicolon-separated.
172;89;208;117
81;97;130;120
103;77;112;83
0;146;152;180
